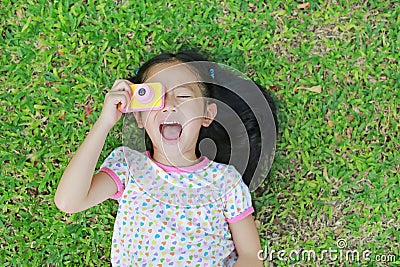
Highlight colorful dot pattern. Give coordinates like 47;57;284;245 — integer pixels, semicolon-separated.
99;146;253;266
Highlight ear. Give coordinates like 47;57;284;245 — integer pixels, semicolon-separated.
202;102;217;127
133;112;144;128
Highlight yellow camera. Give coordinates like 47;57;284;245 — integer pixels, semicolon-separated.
120;83;165;112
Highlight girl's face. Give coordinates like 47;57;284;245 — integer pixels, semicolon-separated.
133;61;217;165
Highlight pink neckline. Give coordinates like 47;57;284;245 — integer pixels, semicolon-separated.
145;151;210;173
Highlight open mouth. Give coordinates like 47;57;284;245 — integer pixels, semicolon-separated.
159;121;183;141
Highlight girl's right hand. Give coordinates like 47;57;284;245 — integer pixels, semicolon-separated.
55;79;133;213
97;79;133;130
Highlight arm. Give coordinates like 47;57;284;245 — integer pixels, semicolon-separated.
230;215;263;267
54;80;132;213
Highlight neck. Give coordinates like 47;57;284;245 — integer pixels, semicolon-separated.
152;146;200;167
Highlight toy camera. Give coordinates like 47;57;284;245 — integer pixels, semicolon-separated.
120;83;165;112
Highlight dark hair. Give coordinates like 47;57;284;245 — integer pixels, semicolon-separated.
128;50;278;187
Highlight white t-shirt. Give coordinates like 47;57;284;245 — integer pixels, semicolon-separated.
99;146;254;266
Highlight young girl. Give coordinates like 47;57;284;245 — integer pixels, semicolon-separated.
55;50;277;266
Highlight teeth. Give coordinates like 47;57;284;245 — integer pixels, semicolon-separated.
161;121;180;125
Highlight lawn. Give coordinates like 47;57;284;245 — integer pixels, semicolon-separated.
1;0;399;266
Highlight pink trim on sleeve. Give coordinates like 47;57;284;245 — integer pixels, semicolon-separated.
98;167;124;199
226;206;254;224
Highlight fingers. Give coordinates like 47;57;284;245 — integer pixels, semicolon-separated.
111;79;133;94
105;92;129;112
106;80;134;112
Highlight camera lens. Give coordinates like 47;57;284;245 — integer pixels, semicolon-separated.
134;84;154;104
138;88;146;96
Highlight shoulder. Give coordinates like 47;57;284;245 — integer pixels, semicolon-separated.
105;146;147;160
207;160;242;183
205;161;246;199
108;146;143;156
101;146;149;169
208;160;240;174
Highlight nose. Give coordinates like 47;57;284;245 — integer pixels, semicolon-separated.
162;92;176;112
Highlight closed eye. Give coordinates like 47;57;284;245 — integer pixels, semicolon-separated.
177;95;192;98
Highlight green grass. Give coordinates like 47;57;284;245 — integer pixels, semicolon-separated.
1;0;399;266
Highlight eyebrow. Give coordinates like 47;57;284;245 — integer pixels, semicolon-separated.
170;84;198;94
163;82;204;96
175;85;194;91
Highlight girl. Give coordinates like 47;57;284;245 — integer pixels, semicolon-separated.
55;50;277;266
